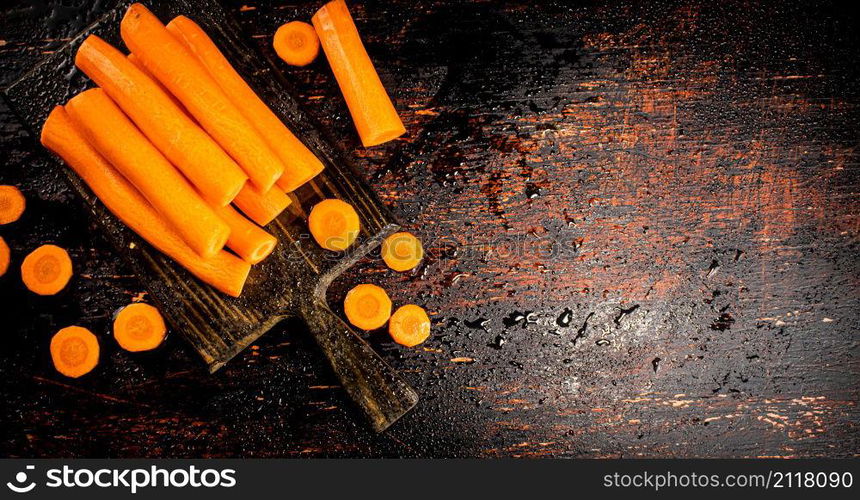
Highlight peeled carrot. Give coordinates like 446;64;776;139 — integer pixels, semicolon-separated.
312;0;406;147
0;236;9;277
308;198;360;251
381;231;423;271
166;15;324;193
75;35;247;206
113;303;166;352
232;183;292;226
343;283;391;330
273;21;320;67
65;88;230;258
41;106;250;297
212;203;277;264
50;326;99;378
0;185;26;225
389;304;431;347
21;244;73;295
121;3;284;191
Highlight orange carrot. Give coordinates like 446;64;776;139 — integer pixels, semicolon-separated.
381;231;423;271
113;303;167;352
21;244;73;295
312;0;406;147
50;326;99;378
75;35;247;206
0;185;26;225
0;236;9;277
232;183;292;226
65;88;230;258
166;15;324;192
121;3;284;191
212;203;277;264
41;106;250;297
388;304;431;347
273;21;320;67
308;198;360;251
343;283;391;330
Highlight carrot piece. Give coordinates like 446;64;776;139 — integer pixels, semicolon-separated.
50;326;99;378
312;0;406;147
0;236;10;277
113;303;167;352
75;35;247;206
307;198;360;251
232;183;292;226
41;106;250;297
21;244;73;295
0;185;26;225
121;3;284;191
381;231;423;272
65;88;230;258
273;21;320;67
166;15;324;193
343;283;391;330
212;203;278;264
389;304;431;347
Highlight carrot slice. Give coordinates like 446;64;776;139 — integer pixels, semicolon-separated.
65;88;230;258
273;21;320;67
0;185;26;225
75;35;247;206
381;232;423;272
21;244;72;295
113;303;167;352
344;283;391;330
166;15;324;192
212;203;277;264
389;304;431;347
0;236;10;277
121;3;284;191
232;183;292;226
50;326;99;378
308;198;360;251
41;106;250;297
312;0;406;147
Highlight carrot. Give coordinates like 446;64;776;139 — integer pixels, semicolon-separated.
41;106;250;297
50;326;99;378
232;183;292;226
65;88;230;258
308;198;360;251
75;35;247;206
212;203;277;264
273;21;320;67
0;185;26;225
381;231;423;271
0;236;9;277
388;304;431;347
312;0;406;147
113;303;166;352
343;283;391;330
21;244;73;295
166;15;324;193
121;3;284;191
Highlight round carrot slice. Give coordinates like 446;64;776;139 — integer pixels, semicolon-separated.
273;21;320;67
113;303;167;352
381;232;424;272
21;245;73;295
0;236;9;277
344;283;391;330
308;199;360;251
0;185;25;225
50;326;99;378
389;304;431;347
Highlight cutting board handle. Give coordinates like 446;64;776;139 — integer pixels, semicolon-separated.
301;299;418;432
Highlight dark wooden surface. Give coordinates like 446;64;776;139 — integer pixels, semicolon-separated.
1;0;858;457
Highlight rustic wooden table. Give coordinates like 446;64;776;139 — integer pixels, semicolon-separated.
1;0;858;458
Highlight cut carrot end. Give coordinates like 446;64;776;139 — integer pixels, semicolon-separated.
381;231;423;272
273;21;320;67
389;304;431;347
0;236;10;277
113;303;167;352
308;198;360;252
20;244;73;295
344;283;392;330
232;183;292;226
0;185;26;225
50;326;99;378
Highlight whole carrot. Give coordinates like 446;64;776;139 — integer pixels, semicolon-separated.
65;88;230;258
121;3;284;191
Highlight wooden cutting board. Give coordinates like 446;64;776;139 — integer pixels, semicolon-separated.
1;0;417;432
